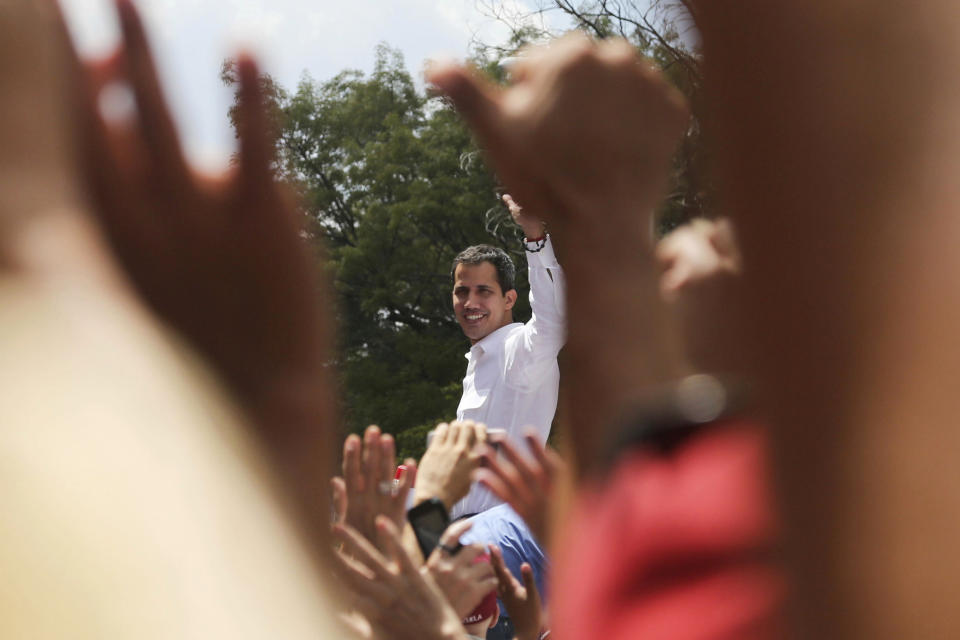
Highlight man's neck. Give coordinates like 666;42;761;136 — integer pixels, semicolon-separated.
469;315;513;345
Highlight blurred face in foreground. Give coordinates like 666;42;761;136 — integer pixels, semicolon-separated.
453;261;517;344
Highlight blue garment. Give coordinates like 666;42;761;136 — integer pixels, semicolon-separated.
485;614;515;640
460;503;549;606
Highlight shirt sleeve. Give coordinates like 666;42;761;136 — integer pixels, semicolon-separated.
506;235;567;385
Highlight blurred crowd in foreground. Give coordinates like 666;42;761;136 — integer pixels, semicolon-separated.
4;0;960;638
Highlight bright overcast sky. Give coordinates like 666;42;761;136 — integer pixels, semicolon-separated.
60;0;560;171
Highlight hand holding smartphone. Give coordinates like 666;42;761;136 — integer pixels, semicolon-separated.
407;498;450;558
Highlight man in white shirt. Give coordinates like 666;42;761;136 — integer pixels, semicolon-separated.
449;195;566;517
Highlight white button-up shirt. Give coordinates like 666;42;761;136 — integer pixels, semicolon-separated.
451;236;566;517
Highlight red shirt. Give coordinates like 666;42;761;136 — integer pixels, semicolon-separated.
552;420;785;640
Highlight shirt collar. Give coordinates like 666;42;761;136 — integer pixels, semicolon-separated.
465;322;522;359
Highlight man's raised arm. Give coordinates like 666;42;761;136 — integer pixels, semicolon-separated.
428;39;688;471
503;194;566;368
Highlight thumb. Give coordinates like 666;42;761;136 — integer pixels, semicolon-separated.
426;60;502;147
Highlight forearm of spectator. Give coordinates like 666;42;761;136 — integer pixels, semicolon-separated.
557;223;685;475
247;369;339;551
692;2;960;637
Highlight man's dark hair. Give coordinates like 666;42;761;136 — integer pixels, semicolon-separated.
451;245;516;294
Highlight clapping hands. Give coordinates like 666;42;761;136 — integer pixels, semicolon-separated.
332;425;416;551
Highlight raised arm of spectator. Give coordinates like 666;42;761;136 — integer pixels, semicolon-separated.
0;2;342;636
685;2;960;636
72;0;339;556
427;36;689;475
655;218;744;374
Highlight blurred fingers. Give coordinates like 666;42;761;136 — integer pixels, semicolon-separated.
478;575;499;593
361;425;382;493
596;37;641;67
76;56;143;239
521;562;541;607
488;544;518;591
511;31;593;82
343;434;363;494
379;433;396;489
440;518;473;547
477;449;536;510
235;53;277;200
330;548;396;606
459;420;481;449
331;476;347;523
425;60;503;150
432;422;450;447
114;0;188;186
473;467;518;510
463;557;495;582
524;431;562;488
451;542;485;566
333;523;390;579
447;421;464;446
376;516;418;575
498;436;537;485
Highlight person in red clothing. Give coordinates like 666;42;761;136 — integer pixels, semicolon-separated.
470;214;784;640
552;416;783;640
550;218;783;640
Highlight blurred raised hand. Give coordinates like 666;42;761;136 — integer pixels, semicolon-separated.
428;34;688;243
69;0;338;556
474;431;565;545
76;0;334;425
489;544;544;640
414;421;487;510
332;517;468;640
331;425;415;550
423;519;498;618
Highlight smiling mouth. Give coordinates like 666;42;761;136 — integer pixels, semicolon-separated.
464;312;486;322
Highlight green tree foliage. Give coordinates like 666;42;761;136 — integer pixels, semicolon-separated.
223;46;531;460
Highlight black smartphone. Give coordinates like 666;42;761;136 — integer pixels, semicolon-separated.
407;498;450;559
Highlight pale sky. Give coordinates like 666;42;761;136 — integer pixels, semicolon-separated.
60;0;560;171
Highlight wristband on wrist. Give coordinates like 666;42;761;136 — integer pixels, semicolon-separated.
524;234;548;253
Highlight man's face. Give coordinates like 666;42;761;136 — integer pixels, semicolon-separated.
452;261;517;344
